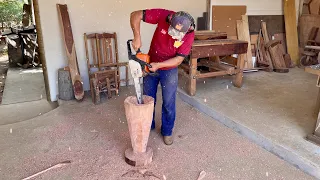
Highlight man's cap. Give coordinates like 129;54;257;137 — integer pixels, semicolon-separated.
170;11;194;33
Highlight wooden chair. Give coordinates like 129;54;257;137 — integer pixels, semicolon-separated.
84;32;129;104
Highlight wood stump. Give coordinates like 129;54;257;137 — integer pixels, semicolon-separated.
58;68;74;100
124;95;155;167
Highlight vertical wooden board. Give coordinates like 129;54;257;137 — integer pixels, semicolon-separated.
56;4;84;100
236;16;253;69
212;6;247;36
284;0;300;65
309;0;320;14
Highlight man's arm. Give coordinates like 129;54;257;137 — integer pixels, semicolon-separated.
149;56;185;72
130;10;143;51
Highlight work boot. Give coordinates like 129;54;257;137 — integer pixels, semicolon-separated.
163;136;173;145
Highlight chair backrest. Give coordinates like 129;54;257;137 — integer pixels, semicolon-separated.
84;32;119;74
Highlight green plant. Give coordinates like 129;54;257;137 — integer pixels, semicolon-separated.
0;0;23;30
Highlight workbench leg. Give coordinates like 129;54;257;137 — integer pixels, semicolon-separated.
233;54;245;88
188;58;197;96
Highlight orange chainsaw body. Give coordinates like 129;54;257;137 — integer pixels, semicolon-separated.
136;52;151;73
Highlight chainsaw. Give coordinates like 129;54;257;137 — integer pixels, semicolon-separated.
127;39;158;104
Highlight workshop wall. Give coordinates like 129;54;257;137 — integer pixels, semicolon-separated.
37;0;205;101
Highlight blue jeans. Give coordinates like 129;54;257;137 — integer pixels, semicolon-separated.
143;67;178;136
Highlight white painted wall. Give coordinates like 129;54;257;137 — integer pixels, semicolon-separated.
37;0;205;101
210;0;300;30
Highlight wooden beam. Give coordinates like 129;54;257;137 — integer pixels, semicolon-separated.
191;39;248;58
57;4;84;101
196;71;229;79
284;0;300;65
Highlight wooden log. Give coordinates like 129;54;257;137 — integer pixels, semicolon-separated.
284;0;300;65
124;95;154;167
57;4;84;101
236;15;253;69
58;68;74;100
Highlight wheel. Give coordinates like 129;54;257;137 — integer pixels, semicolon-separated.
300;55;315;67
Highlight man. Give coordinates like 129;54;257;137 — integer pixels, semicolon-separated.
130;8;195;145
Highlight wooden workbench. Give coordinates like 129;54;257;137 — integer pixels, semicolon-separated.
179;39;248;96
305;65;320;146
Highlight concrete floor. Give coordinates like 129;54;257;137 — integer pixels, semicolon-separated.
2;67;46;105
0;86;314;180
178;67;320;179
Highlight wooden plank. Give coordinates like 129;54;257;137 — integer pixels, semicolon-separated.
284;0;300;65
56;4;84;101
191;39;248;58
91;39;97;65
305;65;320;75
194;31;227;40
261;22;274;70
211;6;247;36
266;40;288;72
236;15;253;69
273;33;287;54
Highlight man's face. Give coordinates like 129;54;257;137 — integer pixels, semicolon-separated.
168;25;186;41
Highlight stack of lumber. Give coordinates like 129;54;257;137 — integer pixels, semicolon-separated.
209;4;298;73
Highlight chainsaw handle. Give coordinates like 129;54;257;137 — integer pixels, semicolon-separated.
127;39;159;76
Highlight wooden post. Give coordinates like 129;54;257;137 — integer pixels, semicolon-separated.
188;58;197;96
284;0;300;65
32;0;51;101
206;0;211;30
124;95;154;166
233;54;246;87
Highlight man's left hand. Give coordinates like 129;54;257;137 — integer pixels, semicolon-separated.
149;62;160;72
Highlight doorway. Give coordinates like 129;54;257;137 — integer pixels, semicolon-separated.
0;0;56;125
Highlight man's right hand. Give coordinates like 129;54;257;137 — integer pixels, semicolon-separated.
132;38;142;52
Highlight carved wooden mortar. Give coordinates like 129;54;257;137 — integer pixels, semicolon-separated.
124;95;154;166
